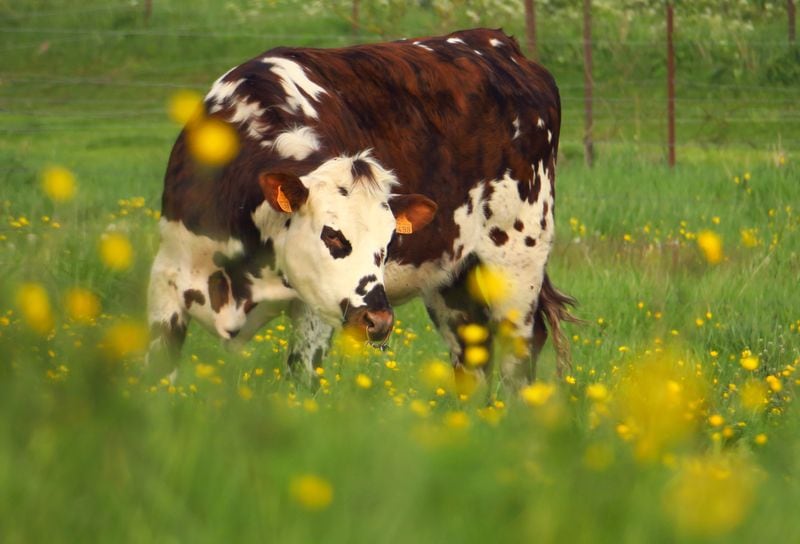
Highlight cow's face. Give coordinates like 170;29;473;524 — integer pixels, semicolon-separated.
256;154;436;342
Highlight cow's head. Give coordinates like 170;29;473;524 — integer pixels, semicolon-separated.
255;153;436;342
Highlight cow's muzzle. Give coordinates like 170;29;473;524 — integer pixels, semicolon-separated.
344;306;394;344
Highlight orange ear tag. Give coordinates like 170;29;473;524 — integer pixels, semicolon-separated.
396;214;413;234
276;186;293;213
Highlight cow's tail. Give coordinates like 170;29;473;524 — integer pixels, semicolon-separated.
537;272;581;378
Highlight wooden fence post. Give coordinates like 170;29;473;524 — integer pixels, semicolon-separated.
352;0;361;36
144;0;152;24
666;1;676;168
582;0;594;167
524;0;538;59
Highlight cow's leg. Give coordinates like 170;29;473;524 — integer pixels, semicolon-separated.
423;258;493;388
286;300;334;380
146;258;188;381
474;239;551;389
488;269;577;388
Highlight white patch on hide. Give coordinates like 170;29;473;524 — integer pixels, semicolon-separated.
262;56;328;119
271;126;321;160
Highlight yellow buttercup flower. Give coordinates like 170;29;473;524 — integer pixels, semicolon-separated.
65;287;101;323
521;382;555;407
697;230;723;264
458;323;489;344
740;356;759;371
420;359;453;392
443;410;470;430
355;373;373;389
615;355;706;462
16;282;54;335
290;474;333;511
42;166;76;202
102;321;149;360
463;345;490;367
99;232;134;271
187;117;240;166
168;89;204;125
586;383;609;402
466;264;509;305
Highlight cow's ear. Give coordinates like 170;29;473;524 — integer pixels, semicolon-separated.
259;172;309;214
389;194;437;234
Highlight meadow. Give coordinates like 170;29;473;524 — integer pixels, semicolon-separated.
1;1;799;542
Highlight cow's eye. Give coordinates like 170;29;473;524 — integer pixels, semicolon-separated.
321;226;352;258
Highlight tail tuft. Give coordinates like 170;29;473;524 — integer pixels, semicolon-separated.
537;273;581;377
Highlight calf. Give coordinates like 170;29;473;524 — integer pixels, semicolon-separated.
148;28;576;385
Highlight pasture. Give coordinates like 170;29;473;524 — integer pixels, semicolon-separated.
1;1;799;542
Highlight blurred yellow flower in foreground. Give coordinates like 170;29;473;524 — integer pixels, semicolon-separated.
102;321;149;360
740;228;759;248
187;117;240;166
16;282;54;335
42;166;76;202
740;355;759;371
168;89;204;125
586;383;609;402
739;378;767;412
615;355;706;462
696;230;723;264
420;359;454;392
99;232;134;271
521;382;555;407
444;410;470;430
466;264;508;305
290;474;333;511
464;345;490;367
664;454;759;537
65;287;101;323
355;373;373;389
458;323;489;344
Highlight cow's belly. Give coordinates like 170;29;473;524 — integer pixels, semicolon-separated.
384;260;453;304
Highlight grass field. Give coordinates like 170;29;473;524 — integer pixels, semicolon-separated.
2;2;800;542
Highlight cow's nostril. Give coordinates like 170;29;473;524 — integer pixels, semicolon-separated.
362;309;394;341
362;313;376;330
227;328;240;339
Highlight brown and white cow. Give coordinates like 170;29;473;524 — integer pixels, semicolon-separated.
148;28;576;385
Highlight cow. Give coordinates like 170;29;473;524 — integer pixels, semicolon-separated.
147;28;576;387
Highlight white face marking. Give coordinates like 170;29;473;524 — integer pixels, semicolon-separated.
413;41;433;52
547;129;552;143
252;153;397;325
490;38;504;47
537;117;545;129
262;56;328;119
446;38;466;45
473;49;484;56
512;116;521;140
268;126;321;159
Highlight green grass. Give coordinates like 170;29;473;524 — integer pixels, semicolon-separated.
1;2;800;542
